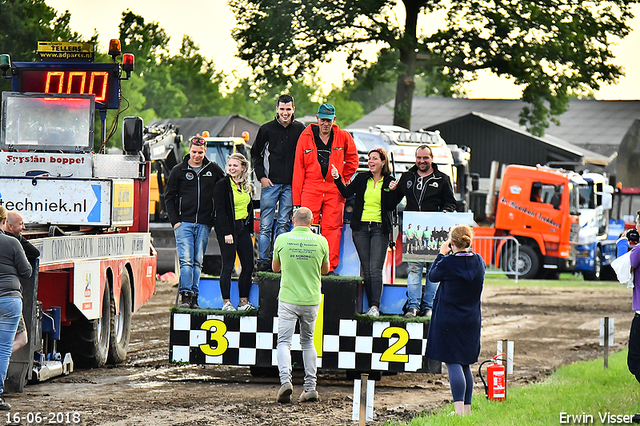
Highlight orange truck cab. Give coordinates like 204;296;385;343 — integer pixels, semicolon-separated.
477;165;582;279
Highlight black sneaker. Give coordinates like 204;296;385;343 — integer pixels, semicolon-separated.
190;294;200;309
256;261;272;272
632;414;640;424
404;308;418;318
325;271;339;276
0;395;11;410
178;292;192;309
418;308;432;317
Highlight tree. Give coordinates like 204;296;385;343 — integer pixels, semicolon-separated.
230;0;637;135
347;47;464;117
168;35;227;117
0;0;85;92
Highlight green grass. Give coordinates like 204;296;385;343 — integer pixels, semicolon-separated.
355;313;429;324
387;349;640;426
392;274;626;290
170;306;257;316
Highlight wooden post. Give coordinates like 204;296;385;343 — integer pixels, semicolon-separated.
359;373;369;426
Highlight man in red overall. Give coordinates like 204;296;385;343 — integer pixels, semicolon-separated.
292;104;358;273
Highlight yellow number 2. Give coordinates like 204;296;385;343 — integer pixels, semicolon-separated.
380;327;409;363
200;319;229;356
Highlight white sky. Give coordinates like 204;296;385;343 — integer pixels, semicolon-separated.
45;0;640;100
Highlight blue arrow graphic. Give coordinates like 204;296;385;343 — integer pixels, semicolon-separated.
87;185;101;223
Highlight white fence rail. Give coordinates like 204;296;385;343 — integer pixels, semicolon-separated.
472;236;520;282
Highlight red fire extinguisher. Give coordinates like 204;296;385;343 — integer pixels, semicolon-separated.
478;353;506;401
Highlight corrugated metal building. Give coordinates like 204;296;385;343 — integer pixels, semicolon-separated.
348;97;640;158
422;112;609;178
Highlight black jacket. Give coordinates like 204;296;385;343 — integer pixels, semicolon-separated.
390;163;457;212
213;176;254;238
250;117;305;184
333;172;396;235
165;155;225;227
0;232;31;299
5;232;40;260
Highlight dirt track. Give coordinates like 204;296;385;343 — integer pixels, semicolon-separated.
5;280;632;426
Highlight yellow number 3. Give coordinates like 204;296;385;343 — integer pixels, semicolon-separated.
380;327;409;363
200;319;229;356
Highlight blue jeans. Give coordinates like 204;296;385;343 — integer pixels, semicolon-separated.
407;262;438;311
174;222;211;294
277;301;319;392
258;184;293;262
0;297;22;395
352;223;389;308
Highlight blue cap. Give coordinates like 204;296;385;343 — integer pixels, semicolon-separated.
317;103;335;120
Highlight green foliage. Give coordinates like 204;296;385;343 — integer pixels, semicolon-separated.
118;11;171;75
346;47;466;117
391;349;640;425
230;0;638;134
168;35;227;117
0;0;86;92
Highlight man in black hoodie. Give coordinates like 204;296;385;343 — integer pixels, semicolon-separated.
166;136;225;308
251;94;305;272
389;145;457;318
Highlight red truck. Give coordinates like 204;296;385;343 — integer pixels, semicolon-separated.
0;41;157;390
474;165;581;279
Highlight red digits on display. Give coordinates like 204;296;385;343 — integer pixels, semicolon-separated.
44;71;108;101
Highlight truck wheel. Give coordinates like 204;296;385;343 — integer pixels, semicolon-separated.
61;282;111;368
108;270;132;364
583;247;602;281
502;245;539;280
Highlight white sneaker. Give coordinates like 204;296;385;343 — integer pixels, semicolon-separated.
237;302;256;311
365;306;380;317
221;301;236;311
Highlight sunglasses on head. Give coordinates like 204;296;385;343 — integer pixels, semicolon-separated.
190;137;205;146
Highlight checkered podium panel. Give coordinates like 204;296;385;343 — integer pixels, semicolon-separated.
170;312;429;372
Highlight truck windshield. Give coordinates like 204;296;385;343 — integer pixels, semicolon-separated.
568;182;581;216
578;182;593;209
205;145;234;168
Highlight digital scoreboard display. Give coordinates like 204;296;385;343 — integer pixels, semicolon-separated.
12;62;120;109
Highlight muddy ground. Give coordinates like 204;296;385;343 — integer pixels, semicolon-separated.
5;280;633;426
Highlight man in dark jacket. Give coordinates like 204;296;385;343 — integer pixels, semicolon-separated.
389;145;457;318
4;212;40;260
165;136;225;308
251;94;305;272
1;211;39;353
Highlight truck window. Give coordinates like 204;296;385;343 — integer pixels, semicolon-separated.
531;183;562;209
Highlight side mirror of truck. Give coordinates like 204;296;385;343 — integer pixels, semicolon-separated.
123;116;144;154
601;184;614;210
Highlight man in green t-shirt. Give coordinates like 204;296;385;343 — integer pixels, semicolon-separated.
272;207;330;404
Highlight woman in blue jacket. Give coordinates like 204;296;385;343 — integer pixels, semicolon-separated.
425;224;485;416
331;148;395;316
213;153;255;311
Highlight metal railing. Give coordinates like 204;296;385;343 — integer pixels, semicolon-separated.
472;236;520;282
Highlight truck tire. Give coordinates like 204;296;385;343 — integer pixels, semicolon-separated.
108;270;132;364
583;246;602;281
61;282;111;368
502;245;539;280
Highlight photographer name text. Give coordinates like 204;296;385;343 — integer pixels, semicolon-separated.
560;412;634;424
